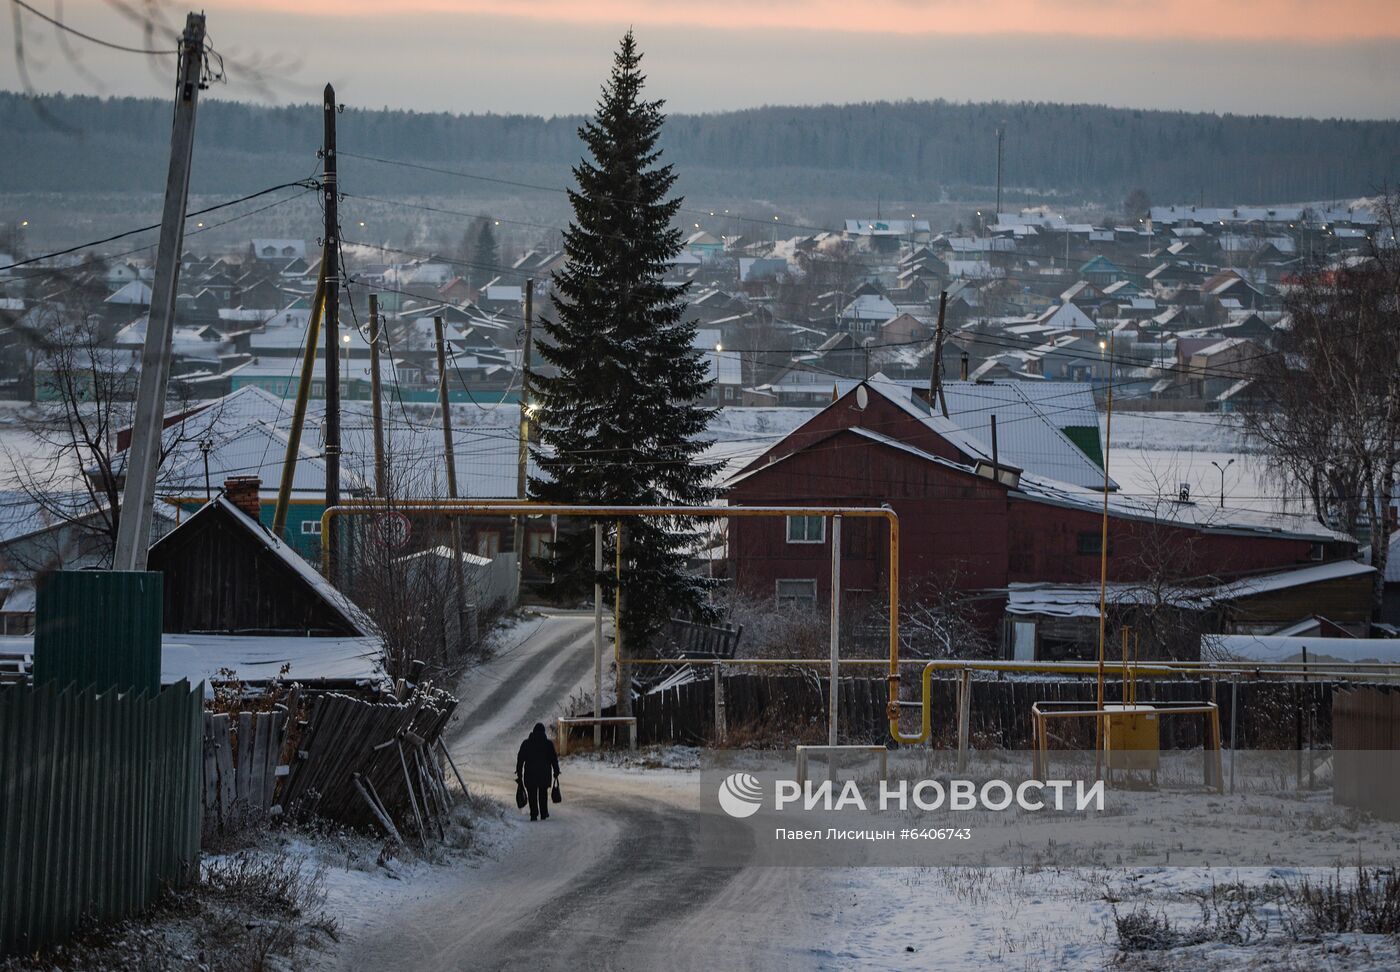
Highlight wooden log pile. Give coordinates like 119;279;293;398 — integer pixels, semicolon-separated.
279;684;466;845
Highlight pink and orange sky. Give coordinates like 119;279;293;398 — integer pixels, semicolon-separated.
7;0;1400;117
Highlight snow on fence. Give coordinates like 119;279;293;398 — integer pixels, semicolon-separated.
0;680;203;957
279;687;463;845
622;672;1339;750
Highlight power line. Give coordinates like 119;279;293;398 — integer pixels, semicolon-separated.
9;0;175;55
1;180;320;271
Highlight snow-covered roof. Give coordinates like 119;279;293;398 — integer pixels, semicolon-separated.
1203;634;1400;666
935;381;1110;490
0;632;386;687
106;280;152;305
1008;561;1373;619
1014;474;1354;544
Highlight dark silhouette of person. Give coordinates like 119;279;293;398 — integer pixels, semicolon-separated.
516;722;560;821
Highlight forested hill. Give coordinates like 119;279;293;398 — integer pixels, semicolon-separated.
4;92;1398;205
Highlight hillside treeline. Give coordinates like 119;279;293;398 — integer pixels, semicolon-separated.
2;92;1397;205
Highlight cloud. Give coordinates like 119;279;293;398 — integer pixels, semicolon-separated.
224;0;1400;43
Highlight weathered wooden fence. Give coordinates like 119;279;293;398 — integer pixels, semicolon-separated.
0;680;203;957
626;672;1338;750
279;688;461;844
1333;685;1400;820
202;707;292;840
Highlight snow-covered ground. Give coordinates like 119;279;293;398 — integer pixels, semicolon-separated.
1106;411;1308;517
816;863;1400;970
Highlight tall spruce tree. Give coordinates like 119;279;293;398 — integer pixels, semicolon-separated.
473;217;499;276
528;31;718;671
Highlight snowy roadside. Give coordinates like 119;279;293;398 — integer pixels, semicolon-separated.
0;795;520;972
811;863;1400;971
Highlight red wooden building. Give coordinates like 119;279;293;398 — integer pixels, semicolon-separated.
725;379;1358;650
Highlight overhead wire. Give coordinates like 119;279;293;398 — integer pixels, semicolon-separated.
1;180;321;271
9;0;175;54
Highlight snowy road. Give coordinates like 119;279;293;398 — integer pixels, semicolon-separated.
333;610;824;972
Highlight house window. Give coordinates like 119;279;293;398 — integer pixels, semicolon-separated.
776;579;817;610
477;531;501;558
527;532;552;560
1309;542;1325;562
301;520;322;535
786;515;825;544
1076;531;1104;555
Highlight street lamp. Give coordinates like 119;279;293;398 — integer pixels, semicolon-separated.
1210;458;1234;509
341;333;352;387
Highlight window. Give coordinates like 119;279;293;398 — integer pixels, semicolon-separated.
1076;531;1105;555
776;579;817;610
301;520;322;535
786;515;825;544
476;531;501;558
1308;542;1325;562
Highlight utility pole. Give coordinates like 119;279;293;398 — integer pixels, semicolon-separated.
929;290;949;417
435;315;470;649
615;522;629;717
368;293;386;496
322;83;343;579
513;279;534;603
593;522;603;749
995;125;1005;221
113;13;205;571
272;260;327;538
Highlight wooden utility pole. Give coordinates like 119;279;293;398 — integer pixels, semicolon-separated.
434;315;470;649
322;83;342;578
995;126;1005;219
513;279;534;602
368;293;386;496
615;522;630;717
929;290;949;417
113;13;206;571
272;260;328;538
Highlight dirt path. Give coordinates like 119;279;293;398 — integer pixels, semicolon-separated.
334;610;824;972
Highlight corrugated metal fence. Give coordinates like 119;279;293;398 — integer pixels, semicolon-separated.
0;679;203;957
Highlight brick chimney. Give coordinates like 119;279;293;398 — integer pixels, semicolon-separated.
223;476;262;520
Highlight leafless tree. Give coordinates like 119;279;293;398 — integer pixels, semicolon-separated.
1236;189;1400;618
900;565;998;660
1;281;205;567
340;435;503;679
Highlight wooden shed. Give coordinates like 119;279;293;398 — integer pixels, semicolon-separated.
148;479;372;637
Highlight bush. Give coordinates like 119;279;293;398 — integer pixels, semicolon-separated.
1289;867;1400;935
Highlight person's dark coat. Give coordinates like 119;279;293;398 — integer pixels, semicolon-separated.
516;723;560;789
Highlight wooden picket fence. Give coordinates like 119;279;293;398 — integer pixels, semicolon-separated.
624;671;1338;750
279;688;463;845
202;707;293;840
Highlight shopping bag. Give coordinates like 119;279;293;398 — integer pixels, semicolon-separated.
551;781;562;804
516;780;528;809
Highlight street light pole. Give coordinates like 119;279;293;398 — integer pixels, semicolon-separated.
1210;458;1234;509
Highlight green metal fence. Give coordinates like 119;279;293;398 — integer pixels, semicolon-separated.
32;571;163;696
0;679;203;957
